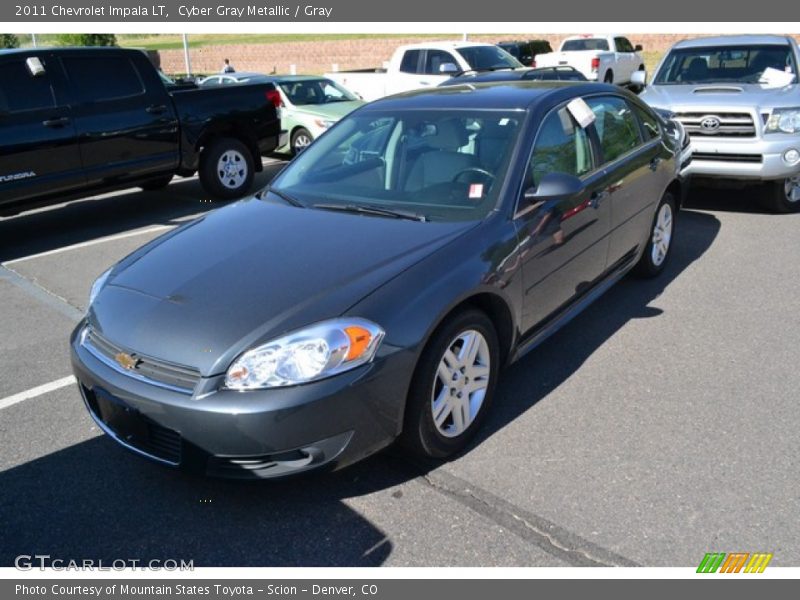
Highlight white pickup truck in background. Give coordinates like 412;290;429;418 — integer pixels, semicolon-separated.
325;41;524;101
536;35;645;85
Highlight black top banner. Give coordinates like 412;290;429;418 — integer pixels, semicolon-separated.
0;0;791;22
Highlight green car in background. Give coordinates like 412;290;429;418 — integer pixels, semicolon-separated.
199;73;365;155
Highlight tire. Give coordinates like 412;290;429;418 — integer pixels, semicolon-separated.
604;70;614;84
198;137;255;200
291;127;314;155
633;192;676;278
139;175;173;191
401;309;500;459
758;177;800;214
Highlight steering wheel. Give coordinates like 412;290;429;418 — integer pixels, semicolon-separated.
451;167;496;184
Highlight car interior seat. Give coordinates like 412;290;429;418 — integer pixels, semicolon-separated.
403;118;480;191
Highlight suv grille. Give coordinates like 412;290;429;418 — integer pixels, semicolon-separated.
675;112;756;138
83;327;201;393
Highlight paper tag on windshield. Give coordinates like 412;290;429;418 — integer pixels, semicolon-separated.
759;67;796;88
469;184;484;199
566;97;596;128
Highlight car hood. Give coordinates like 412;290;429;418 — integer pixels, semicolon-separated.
292;100;364;121
90;198;473;376
640;83;800;111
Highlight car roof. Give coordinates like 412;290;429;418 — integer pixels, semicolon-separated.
0;46;144;57
399;40;496;51
673;35;793;49
365;81;619;112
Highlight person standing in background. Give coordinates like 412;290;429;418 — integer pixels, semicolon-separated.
221;58;235;73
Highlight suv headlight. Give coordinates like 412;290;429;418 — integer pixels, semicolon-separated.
313;118;336;129
225;318;384;390
766;107;800;133
88;267;112;306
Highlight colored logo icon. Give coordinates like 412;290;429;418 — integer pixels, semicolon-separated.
697;552;773;573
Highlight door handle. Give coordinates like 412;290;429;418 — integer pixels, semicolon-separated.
146;104;168;114
42;117;70;128
590;189;610;209
649;157;662;171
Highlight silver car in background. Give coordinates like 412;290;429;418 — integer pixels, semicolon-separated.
634;35;800;212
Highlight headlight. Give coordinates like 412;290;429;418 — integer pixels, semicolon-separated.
225;318;384;390
766;107;800;133
313;118;336;129
88;267;112;306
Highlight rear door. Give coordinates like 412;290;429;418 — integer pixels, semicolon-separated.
60;51;179;187
0;53;83;207
516;102;613;330
585;95;665;267
613;37;637;81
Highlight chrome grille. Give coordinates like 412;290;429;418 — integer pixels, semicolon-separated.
83;327;201;393
675;112;756;138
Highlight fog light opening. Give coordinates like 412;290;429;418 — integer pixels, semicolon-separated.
783;148;800;166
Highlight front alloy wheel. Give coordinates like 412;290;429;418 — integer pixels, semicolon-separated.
759;176;800;213
401;309;499;458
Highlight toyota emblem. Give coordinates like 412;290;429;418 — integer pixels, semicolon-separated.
699;115;721;134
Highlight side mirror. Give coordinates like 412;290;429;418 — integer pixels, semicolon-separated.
524;172;584;203
630;70;647;88
439;62;459;74
634;44;643;52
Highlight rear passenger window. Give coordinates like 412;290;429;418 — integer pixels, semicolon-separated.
63;56;145;103
0;60;56;113
527;106;593;187
399;50;422;74
585;96;642;163
634;105;661;140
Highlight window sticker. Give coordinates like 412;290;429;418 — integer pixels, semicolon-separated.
469;183;484;199
566;97;596;128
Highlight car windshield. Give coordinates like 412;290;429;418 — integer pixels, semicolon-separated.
561;38;609;51
280;78;359;105
267;109;525;222
655;44;797;84
456;46;523;71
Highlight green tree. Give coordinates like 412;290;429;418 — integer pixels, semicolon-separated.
55;33;117;47
1;33;20;49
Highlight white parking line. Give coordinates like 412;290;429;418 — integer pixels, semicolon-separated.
2;224;176;266
0;375;77;411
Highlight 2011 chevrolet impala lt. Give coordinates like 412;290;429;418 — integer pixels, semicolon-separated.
71;82;688;478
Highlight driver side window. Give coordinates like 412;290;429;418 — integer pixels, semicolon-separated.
527;106;593;188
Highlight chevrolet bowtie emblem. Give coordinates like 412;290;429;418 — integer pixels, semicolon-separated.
114;352;138;370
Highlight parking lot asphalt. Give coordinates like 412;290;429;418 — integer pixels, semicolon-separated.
1;161;798;567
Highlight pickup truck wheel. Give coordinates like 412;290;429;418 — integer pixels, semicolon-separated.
760;177;800;213
400;309;499;459
199;137;254;199
139;175;173;191
604;70;614;84
291;128;314;155
633;192;676;278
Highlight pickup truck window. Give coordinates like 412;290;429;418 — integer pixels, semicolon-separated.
423;50;458;74
562;38;610;52
400;50;423;74
655;44;797;84
456;46;522;71
586;96;642;163
615;37;634;53
0;60;56;113
62;56;145;103
528;107;593;187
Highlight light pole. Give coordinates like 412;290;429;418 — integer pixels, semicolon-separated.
182;34;192;77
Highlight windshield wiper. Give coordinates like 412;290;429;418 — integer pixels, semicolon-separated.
313;203;427;222
261;187;305;208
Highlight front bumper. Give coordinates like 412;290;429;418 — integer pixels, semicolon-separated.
70;322;407;479
682;135;800;181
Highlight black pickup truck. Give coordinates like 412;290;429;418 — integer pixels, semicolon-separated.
0;47;283;215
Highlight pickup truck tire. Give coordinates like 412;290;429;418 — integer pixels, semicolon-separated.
291;128;314;155
139;175;173;191
633;192;676;278
400;309;499;459
199;137;255;199
604;70;614;84
760;177;800;213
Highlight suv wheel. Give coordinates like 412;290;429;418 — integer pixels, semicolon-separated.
634;192;676;278
199;137;254;199
401;309;500;459
291;128;314;155
760;176;800;213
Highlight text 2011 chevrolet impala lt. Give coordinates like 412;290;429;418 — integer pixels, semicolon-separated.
71;82;687;478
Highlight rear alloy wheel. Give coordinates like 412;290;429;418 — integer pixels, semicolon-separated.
291;128;314;155
199;137;254;200
401;309;499;458
604;70;614;84
634;192;676;278
759;176;800;213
